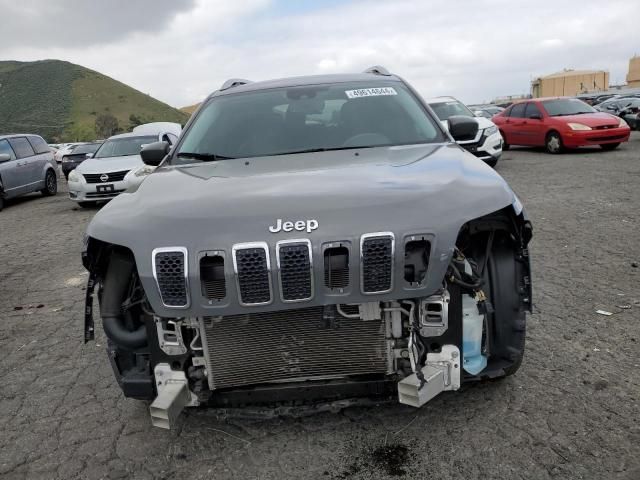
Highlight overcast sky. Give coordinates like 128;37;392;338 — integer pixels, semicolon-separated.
1;0;638;107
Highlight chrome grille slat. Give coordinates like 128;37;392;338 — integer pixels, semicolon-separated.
203;306;387;390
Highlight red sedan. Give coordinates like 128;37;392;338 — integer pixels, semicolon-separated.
492;97;630;154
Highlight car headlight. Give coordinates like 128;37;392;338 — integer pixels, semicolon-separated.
567;123;592;131
132;165;157;178
618;117;628;128
68;170;80;182
483;125;498;136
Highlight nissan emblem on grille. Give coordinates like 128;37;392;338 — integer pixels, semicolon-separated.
100;174;109;182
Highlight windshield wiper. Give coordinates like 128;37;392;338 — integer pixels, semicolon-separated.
269;145;380;156
176;152;235;161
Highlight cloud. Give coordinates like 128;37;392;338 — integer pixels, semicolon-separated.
0;0;196;49
1;0;638;107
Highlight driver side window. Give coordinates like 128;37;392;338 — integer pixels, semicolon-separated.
0;139;17;160
524;103;542;118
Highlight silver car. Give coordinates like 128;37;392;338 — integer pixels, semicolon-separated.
68;131;178;208
0;134;58;211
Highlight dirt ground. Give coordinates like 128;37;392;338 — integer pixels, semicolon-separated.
1;134;639;479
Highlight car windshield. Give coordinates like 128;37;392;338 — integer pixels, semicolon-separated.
428;100;474;120
72;143;102;154
174;82;444;162
542;99;596;116
94;136;157;158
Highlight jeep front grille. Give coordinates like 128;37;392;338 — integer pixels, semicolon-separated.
152;248;188;307
277;240;313;302
233;243;272;305
324;245;350;289
201;306;387;390
200;254;226;301
361;233;394;294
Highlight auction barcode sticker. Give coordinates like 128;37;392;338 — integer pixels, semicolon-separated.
345;87;397;99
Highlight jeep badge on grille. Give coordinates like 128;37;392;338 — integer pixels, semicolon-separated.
269;218;318;234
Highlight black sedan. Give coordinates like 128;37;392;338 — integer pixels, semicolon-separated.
61;142;102;179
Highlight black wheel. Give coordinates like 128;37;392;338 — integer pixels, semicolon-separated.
545;131;563;154
500;132;510;151
600;143;620;151
0;180;4;212
41;169;58;196
78;201;97;208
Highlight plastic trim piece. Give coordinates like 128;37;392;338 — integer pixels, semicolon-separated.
232;242;273;307
360;232;395;295
151;247;189;309
276;239;314;303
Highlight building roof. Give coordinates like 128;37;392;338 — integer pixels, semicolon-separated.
538;69;607;79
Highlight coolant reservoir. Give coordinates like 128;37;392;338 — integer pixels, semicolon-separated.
462;295;487;375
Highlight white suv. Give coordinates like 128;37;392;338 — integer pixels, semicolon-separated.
427;96;502;167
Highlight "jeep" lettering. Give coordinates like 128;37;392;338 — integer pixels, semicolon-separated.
269;218;319;234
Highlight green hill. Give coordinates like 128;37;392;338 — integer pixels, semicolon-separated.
0;60;188;142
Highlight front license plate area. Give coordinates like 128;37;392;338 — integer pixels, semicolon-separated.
96;184;115;193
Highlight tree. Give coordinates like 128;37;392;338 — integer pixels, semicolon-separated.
128;113;146;130
67;124;96;142
95;113;120;138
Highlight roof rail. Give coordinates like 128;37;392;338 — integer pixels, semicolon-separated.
363;65;392;76
220;78;252;91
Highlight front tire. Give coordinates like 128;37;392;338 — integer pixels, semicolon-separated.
500;132;510;151
545;131;563;154
41;169;58;196
600;143;620;151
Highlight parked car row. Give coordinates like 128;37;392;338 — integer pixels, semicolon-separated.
0;123;181;211
67;123;180;208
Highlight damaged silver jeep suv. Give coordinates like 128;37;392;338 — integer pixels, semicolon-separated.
82;66;532;429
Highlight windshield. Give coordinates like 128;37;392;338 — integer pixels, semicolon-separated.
428;100;474;120
73;143;102;154
94;136;157;158
174;82;443;162
542;99;596;116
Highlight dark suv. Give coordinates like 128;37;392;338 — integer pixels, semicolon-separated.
82;67;532;429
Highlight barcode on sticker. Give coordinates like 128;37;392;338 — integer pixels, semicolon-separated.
345;87;397;99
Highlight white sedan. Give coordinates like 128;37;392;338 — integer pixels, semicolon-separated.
68;131;176;207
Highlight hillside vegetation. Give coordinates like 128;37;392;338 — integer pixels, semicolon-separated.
0;60;188;142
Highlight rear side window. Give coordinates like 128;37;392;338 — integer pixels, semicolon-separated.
28;136;50;154
0;139;16;160
8;137;36;159
510;103;526;118
524;103;542;118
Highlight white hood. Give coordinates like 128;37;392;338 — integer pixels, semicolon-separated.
76;155;144;175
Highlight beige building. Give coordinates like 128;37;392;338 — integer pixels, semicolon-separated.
627;56;640;87
531;69;609;98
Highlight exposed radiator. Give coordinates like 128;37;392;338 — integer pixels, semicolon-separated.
201;306;387;390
